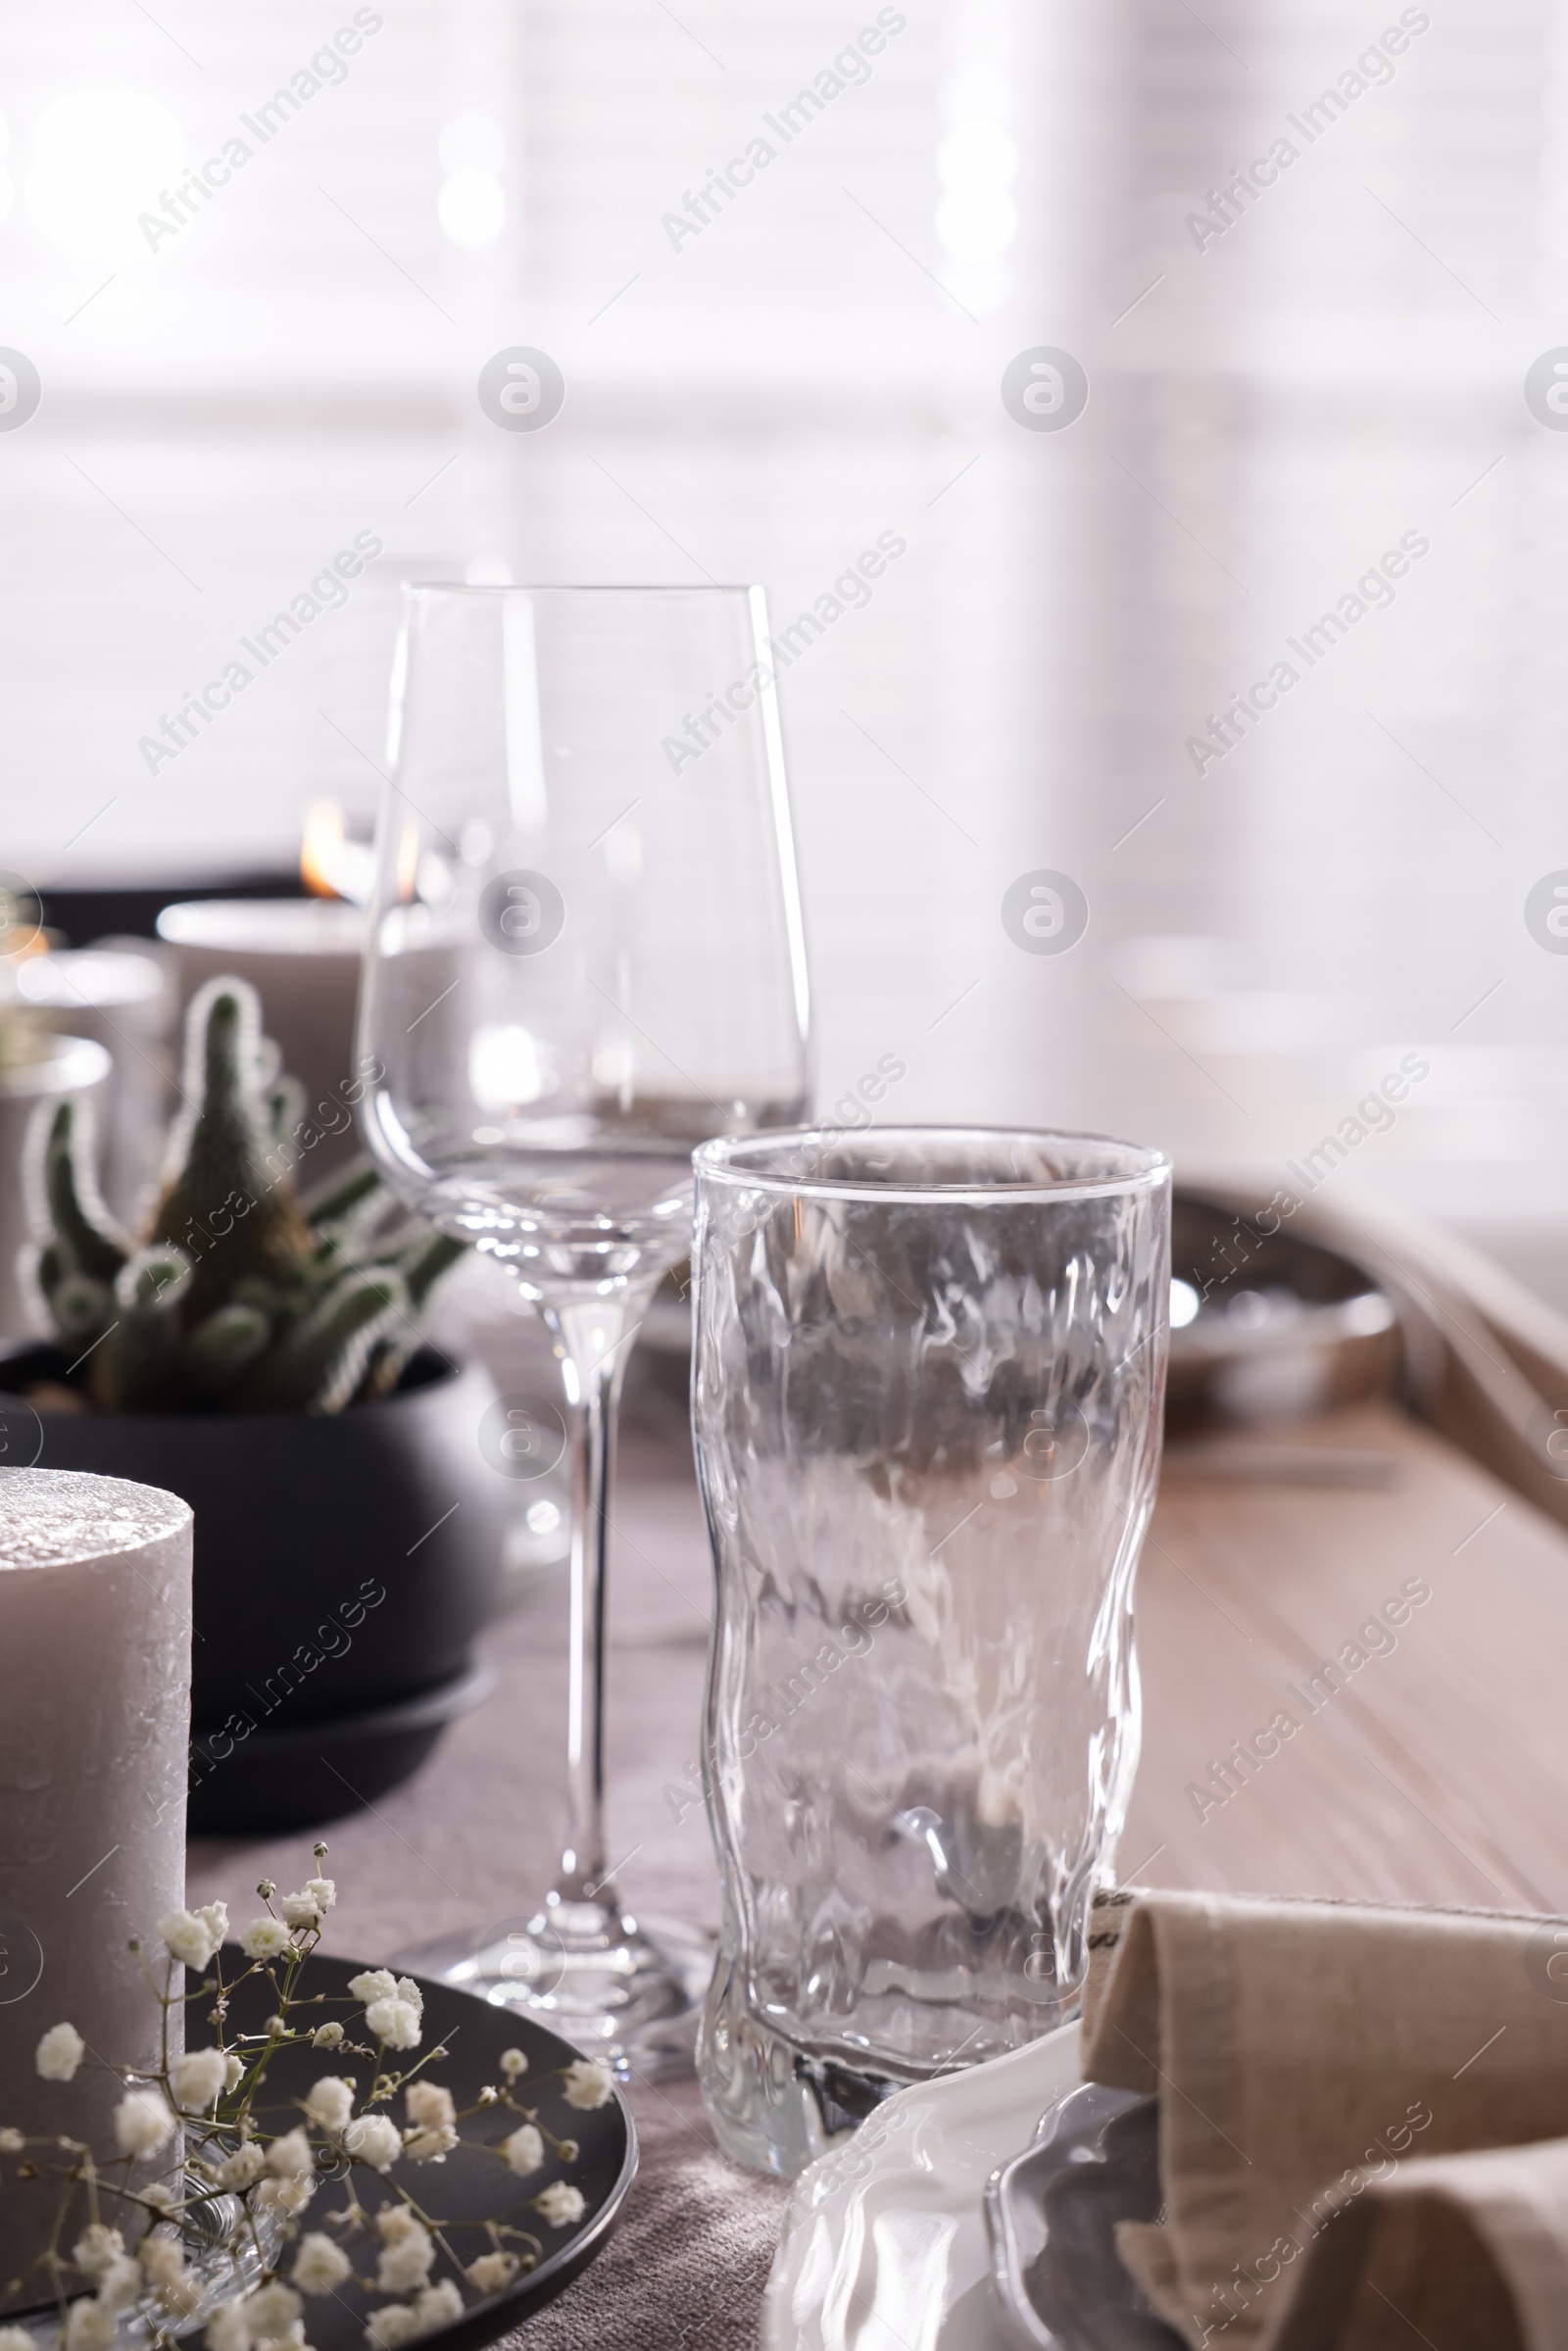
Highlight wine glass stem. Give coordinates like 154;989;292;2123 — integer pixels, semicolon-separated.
540;1287;648;1912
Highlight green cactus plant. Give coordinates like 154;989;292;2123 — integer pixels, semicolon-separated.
24;974;466;1414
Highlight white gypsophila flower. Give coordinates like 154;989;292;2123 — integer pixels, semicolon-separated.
533;2182;586;2229
342;2113;402;2173
375;2223;434;2296
245;2282;303;2341
365;1997;421;2051
405;2082;455;2131
560;2059;614;2111
465;2252;515;2293
350;1965;420;2022
375;2237;432;2294
225;2054;246;2091
304;2076;357;2133
35;2023;85;2082
115;2087;177;2159
96;2255;143;2315
0;2328;39;2351
140;2235;185;2287
216;2142;268;2189
375;2206;422;2247
241;1918;292;1961
63;2300;116;2351
158;1902;228;1971
172;2046;229;2113
0;2128;23;2152
266;2128;315;2179
255;2174;317;2218
293;2233;352;2296
312;2023;344;2049
346;1969;397;2005
280;1893;323;1932
412;2281;462;2332
206;2299;251;2351
366;2282;461;2347
502;2124;543;2178
498;2049;527;2082
304;1877;335;1912
142;2184;175;2213
402;2080;457;2162
161;2275;206;2322
73;2225;125;2279
363;2306;419;2351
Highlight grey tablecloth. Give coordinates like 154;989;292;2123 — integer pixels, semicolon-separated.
509;2076;787;2351
188;1366;787;2348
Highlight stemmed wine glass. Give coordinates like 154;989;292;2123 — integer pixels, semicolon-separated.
355;585;809;2074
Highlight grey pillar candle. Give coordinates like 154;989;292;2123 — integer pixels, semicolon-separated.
0;1469;192;2308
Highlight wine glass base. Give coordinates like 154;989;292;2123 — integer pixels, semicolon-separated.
392;1907;716;2082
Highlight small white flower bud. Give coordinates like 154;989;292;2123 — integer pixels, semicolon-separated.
241;1919;291;1961
170;2046;228;2114
114;2088;177;2160
466;2250;516;2293
304;2076;357;2133
534;2181;587;2228
72;2225;125;2279
561;2059;614;2111
266;2126;315;2180
293;2232;353;2295
140;2235;185;2287
342;2112;401;2173
35;2024;85;2082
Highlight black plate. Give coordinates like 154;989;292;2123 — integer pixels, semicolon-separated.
185;1665;497;1837
195;1944;637;2351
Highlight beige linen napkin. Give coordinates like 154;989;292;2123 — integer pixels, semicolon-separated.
1265;2136;1568;2351
1081;1887;1568;2350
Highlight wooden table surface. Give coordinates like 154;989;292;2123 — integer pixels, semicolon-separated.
1129;1401;1565;1916
188;1393;1568;2344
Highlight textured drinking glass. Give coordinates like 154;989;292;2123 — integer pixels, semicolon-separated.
690;1128;1170;2174
357;585;809;2074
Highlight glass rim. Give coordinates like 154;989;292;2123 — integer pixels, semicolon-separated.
693;1124;1172;1205
399;580;761;600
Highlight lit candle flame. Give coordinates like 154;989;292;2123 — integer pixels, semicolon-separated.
301;800;376;904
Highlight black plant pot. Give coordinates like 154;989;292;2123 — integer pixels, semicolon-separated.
0;1345;508;1835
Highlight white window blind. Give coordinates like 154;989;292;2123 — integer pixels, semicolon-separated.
0;0;1563;1186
